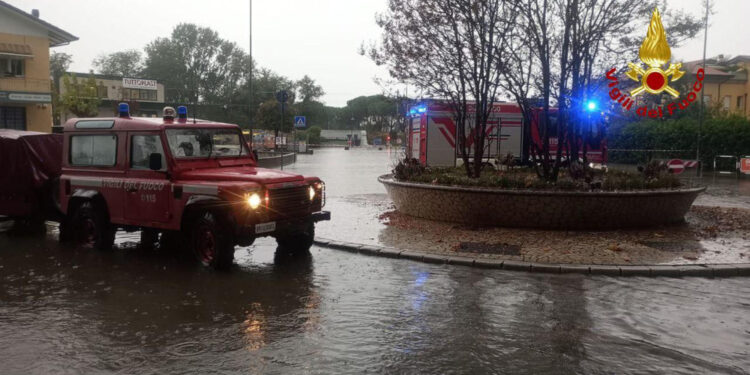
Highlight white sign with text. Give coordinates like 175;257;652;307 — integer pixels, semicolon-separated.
122;78;158;90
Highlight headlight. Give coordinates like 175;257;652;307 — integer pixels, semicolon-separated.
308;186;315;201
247;193;261;209
313;181;325;207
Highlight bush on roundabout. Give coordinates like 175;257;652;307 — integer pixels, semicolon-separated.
393;158;684;192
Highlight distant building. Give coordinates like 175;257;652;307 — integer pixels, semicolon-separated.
320;129;368;146
59;73;166;122
684;55;750;117
0;1;77;132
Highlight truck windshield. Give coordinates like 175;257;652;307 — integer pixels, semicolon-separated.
166;128;248;159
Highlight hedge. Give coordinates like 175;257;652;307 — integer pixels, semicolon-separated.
608;114;750;168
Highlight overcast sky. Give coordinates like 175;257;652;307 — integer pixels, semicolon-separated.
7;0;750;107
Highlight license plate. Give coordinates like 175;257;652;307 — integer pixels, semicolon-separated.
255;221;276;234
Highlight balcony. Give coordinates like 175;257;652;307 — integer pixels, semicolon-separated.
0;77;51;93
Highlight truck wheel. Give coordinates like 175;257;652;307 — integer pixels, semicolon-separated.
70;201;115;251
275;222;314;255
188;211;234;270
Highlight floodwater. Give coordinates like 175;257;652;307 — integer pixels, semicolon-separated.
1;148;749;374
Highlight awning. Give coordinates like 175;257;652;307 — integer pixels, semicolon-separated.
0;43;32;58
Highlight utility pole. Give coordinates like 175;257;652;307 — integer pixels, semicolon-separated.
697;0;710;178
248;0;253;129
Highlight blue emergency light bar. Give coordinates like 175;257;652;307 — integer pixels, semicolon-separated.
118;103;130;118
409;105;427;117
177;106;188;122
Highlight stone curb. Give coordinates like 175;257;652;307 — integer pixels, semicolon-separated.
314;238;750;278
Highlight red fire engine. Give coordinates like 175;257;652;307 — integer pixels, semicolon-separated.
406;100;607;166
0;104;330;270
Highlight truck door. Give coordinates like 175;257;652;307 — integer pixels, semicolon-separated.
124;132;171;223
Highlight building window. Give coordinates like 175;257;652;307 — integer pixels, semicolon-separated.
722;96;731;110
703;95;712;104
70;134;118;166
122;88;157;101
97;83;108;98
0;58;25;77
737;96;744;109
0;106;25;130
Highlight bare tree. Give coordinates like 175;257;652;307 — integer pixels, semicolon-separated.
368;0;514;177
503;0;702;182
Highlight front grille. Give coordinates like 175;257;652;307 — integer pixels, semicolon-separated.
268;186;311;219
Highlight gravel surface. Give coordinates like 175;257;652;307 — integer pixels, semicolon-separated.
374;205;750;265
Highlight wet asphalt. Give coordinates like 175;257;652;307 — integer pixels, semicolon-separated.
0;148;748;374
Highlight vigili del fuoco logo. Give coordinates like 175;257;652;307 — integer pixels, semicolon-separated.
605;8;704;118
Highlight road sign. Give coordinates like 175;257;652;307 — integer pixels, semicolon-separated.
667;159;685;174
275;90;288;103
294;116;306;129
741;157;750;175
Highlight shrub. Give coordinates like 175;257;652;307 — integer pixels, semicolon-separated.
393;162;681;191
307;126;322;145
608;113;750;168
393;158;425;181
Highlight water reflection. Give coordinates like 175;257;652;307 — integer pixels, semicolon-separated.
0;230;318;373
1;149;749;374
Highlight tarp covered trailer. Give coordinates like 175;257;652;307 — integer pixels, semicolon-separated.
0;130;63;220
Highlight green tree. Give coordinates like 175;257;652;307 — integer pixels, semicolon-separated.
92;50;143;77
345;95;403;137
296;75;324;102
61;73;101;117
307;125;322;144
231;67;296;128
143;23;247;105
254;99;297;133
50;52;72;125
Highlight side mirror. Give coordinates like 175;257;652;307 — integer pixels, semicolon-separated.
149;153;163;171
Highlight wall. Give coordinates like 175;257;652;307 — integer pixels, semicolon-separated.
0;32;51;92
24;103;51;132
0;31;52;132
381;175;705;230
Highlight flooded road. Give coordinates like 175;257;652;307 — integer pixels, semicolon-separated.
1;148;749;374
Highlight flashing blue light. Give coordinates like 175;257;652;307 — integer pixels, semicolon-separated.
409;105;427;117
118;102;129;118
177;106;188;116
586;101;597;111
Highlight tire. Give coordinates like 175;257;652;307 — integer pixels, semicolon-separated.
69;201;115;251
275;222;315;255
186;211;234;270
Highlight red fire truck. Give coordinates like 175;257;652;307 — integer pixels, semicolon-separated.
0;104;329;270
406;101;607;166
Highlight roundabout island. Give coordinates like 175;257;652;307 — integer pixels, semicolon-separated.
318;166;750;278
